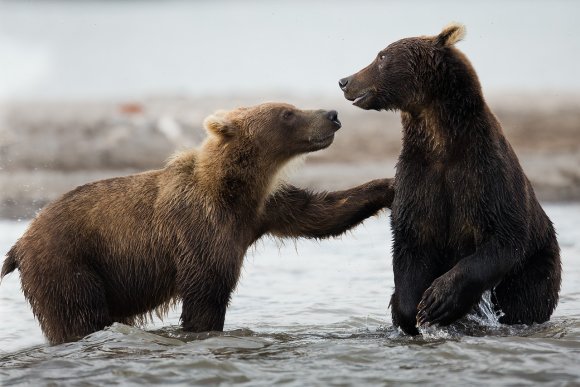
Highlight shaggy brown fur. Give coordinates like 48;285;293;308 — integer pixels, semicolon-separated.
1;103;394;344
340;24;561;335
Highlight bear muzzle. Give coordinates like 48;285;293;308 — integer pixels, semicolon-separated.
325;110;341;129
339;76;375;108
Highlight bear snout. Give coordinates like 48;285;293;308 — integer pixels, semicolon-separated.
339;75;364;102
325;110;341;129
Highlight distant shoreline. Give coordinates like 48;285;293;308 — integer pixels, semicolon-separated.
1;93;579;219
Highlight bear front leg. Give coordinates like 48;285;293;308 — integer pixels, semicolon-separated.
180;297;228;332
178;267;238;333
417;238;521;327
260;178;394;239
391;245;444;335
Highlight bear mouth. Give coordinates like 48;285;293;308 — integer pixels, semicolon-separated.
352;91;372;107
309;133;335;149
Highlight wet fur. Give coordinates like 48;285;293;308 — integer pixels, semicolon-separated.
340;24;561;335
1;103;394;344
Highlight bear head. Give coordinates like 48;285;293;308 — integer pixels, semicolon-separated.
203;103;342;161
339;23;478;113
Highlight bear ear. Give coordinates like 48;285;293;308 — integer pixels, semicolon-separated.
436;22;466;47
203;110;237;138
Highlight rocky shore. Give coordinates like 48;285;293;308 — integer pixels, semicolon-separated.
1;93;579;219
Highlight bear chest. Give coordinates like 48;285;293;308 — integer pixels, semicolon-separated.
392;159;484;254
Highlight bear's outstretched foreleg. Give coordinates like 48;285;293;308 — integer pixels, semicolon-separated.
260;178;394;239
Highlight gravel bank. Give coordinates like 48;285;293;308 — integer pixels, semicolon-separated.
1;93;579;219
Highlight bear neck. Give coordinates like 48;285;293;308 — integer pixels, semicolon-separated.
195;137;287;211
400;63;496;159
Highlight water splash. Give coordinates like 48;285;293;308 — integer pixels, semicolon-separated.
418;290;505;339
467;290;505;327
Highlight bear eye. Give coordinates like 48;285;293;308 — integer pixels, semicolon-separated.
282;110;294;120
379;54;386;61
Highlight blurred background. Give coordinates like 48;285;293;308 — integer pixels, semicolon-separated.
1;0;579;219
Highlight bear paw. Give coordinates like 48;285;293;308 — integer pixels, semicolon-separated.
416;269;480;328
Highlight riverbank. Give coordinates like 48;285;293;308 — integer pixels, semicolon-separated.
1;92;579;219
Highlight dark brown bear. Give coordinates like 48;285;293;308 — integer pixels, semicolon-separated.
339;24;561;335
1;103;394;344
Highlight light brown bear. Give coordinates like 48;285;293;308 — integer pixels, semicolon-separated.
2;103;394;344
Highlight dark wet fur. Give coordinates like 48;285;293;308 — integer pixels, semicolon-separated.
340;24;561;335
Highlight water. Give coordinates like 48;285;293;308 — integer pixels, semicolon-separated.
1;204;579;385
1;0;580;100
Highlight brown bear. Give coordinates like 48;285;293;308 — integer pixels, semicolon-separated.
1;103;395;344
339;24;561;335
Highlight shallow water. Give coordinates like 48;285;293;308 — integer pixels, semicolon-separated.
1;204;579;385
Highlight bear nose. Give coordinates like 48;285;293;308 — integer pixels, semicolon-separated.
338;77;349;90
325;110;341;129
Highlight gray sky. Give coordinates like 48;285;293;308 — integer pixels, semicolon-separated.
1;0;579;100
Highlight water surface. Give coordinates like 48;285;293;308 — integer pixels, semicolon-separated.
1;204;579;385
